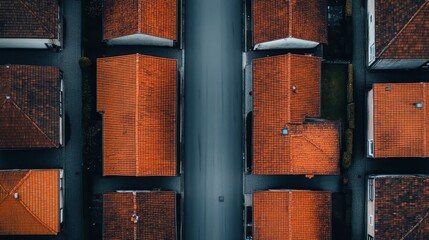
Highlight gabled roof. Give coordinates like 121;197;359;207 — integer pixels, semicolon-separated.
0;169;60;235
375;0;429;59
252;54;339;175
0;65;61;149
97;54;177;176
253;0;327;45
372;175;429;239
253;190;331;240
103;0;177;41
0;0;59;39
103;191;177;240
372;83;429;157
253;54;321;124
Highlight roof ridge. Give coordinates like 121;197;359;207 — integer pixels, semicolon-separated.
8;99;57;147
0;184;8;205
135;54;140;176
400;211;429;240
17;197;57;234
9;170;31;194
378;2;429;58
424;84;427;156
288;191;292;239
17;0;52;37
14;171;57;234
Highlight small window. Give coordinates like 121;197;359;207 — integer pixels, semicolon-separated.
369;215;373;226
368;140;374;157
368;178;374;201
369;44;375;62
370;15;373;23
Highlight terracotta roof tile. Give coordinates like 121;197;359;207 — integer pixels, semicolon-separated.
103;191;177;240
253;122;340;175
0;0;59;39
0;169;60;235
375;1;429;59
253;0;327;45
103;0;177;41
253;54;321;123
253;190;331;240
372;83;429;157
0;65;62;149
97;54;177;176
253;54;339;175
371;175;429;239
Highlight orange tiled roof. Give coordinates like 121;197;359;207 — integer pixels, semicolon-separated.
0;169;60;235
253;122;340;175
375;1;429;59
253;54;339;175
97;54;177;176
253;54;321;123
253;190;331;240
103;191;177;240
253;0;327;45
0;0;60;39
372;83;429;157
0;65;62;148
103;0;177;41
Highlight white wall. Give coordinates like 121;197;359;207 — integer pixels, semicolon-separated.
0;38;60;49
367;0;376;66
372;59;428;69
367;177;375;238
107;33;174;47
367;89;374;157
254;37;319;50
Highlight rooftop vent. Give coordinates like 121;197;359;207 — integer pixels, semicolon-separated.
415;102;423;108
282;128;289;135
131;214;139;223
13;192;19;199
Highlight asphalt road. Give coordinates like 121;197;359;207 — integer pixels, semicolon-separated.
0;0;84;239
349;0;429;239
184;0;243;239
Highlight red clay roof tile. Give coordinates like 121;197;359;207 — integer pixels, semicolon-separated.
253;190;331;240
372;83;429;157
371;175;429;239
103;191;177;240
375;1;429;59
253;0;327;45
103;0;177;41
253;54;339;175
0;169;61;235
0;0;60;39
0;65;62;148
97;54;177;176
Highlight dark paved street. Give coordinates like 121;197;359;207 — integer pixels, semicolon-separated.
0;0;83;239
184;0;243;239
